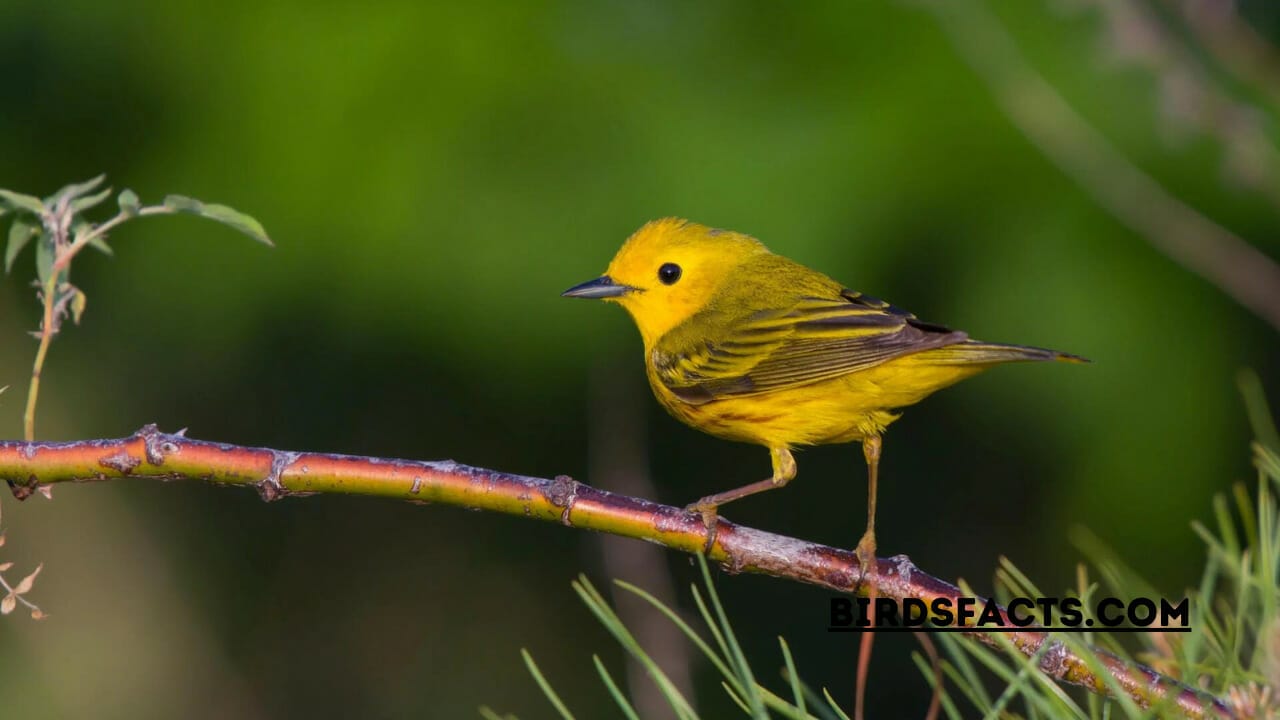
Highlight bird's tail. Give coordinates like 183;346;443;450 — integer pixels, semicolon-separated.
918;340;1089;365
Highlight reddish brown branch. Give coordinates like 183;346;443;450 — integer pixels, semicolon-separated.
0;425;1231;718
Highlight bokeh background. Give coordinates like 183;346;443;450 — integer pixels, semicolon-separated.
1;1;1278;717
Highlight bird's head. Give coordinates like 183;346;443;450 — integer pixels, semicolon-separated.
562;218;769;346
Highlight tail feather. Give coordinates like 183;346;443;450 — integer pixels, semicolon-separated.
920;340;1089;365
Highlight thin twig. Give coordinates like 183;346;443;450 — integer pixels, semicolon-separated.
914;631;943;720
22;274;58;442
0;564;42;615
52;206;170;274
0;425;1234;719
1179;0;1280;114
855;609;874;720
24;204;173;441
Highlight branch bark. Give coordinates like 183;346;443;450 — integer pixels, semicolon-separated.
0;425;1232;719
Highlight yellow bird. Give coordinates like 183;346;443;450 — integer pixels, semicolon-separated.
563;218;1084;568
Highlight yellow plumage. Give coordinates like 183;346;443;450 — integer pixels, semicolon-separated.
564;218;1084;565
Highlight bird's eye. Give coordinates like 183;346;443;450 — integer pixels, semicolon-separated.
658;262;682;285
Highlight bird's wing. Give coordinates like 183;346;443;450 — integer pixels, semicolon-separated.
652;290;967;404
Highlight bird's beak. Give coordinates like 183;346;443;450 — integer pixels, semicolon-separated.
561;275;636;299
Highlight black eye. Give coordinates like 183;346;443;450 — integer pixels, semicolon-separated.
658;262;682;285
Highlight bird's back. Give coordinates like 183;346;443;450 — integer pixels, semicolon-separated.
645;250;1080;447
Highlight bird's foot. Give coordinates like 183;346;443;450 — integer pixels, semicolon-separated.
684;497;719;524
854;530;877;591
685;499;721;555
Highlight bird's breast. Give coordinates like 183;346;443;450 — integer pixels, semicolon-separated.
643;353;990;448
645;372;890;448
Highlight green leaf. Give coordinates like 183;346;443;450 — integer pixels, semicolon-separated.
0;189;46;215
69;186;113;215
118;189;140;217
910;654;963;720
88;236;114;256
162;194;202;212
591;656;641;720
696;555;764;715
49;174;106;207
6;217;39;273
70;288;86;325
35;234;54;286
820;689;852;720
1239;369;1280;454
570;577;699;720
615;579;737;681
778;636;806;715
72;219;113;257
520;649;576;720
163;194;273;245
198;203;273;245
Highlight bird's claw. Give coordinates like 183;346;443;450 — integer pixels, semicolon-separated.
854;532;877;591
684;500;717;522
685;500;720;554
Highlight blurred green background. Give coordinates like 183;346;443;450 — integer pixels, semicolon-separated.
1;0;1277;717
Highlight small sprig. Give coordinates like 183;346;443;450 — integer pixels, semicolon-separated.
0;498;43;620
0;174;271;442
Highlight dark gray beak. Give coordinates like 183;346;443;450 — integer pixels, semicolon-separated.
561;275;636;299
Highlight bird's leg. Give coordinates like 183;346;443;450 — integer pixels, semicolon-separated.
685;447;796;529
854;436;883;720
855;435;881;583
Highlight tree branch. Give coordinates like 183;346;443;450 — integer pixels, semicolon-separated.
0;425;1232;718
